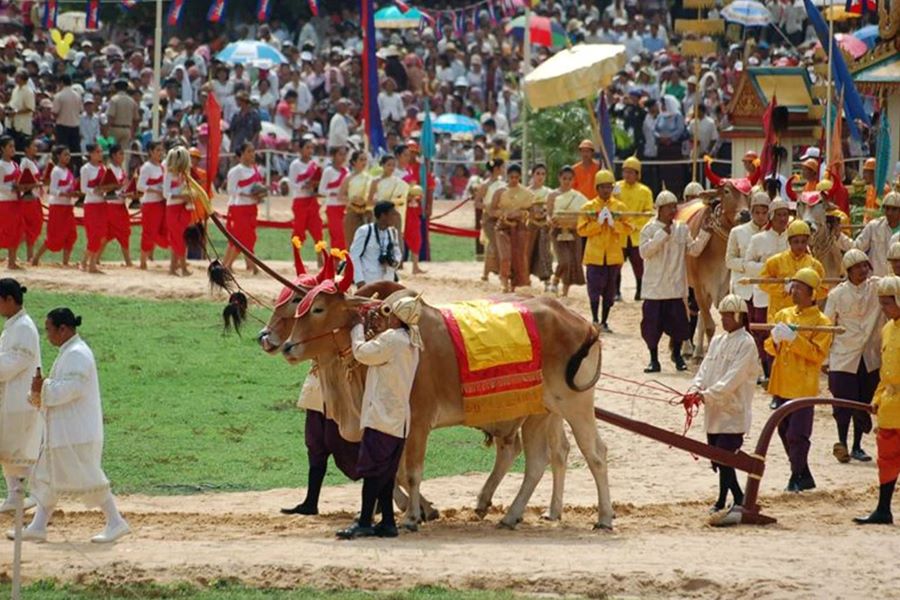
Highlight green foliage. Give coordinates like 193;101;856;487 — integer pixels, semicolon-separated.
9;291;514;496
512;103;592;187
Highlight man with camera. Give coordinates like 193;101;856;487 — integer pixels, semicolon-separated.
350;201;403;286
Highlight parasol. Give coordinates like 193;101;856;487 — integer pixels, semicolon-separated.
853;24;879;49
432;114;482;134
817;33;868;59
523;44;627;110
373;6;423;29
506;15;568;48
216;41;287;68
721;1;771;27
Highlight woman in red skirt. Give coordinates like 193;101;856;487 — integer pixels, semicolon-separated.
163;146;193;277
136;142;167;270
0;136;22;270
79;143;109;273
317;146;349;250
18;137;44;262
32;146;78;266
223;142;264;272
404;184;425;274
102;144;134;267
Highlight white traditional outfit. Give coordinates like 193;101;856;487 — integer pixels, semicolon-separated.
855;217;900;277
744;226;789;375
0;310;42;482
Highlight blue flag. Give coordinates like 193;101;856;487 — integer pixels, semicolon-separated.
804;0;870;139
875;111;891;201
362;0;386;154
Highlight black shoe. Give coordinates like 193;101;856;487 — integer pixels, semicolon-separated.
671;352;688;372
853;510;894;525
615;292;623;302
281;502;318;515
336;523;376;539
600;323;612;333
634;292;641;301
769;398;779;410
785;475;800;493
851;448;873;462
644;360;661;373
374;522;399;538
795;472;816;492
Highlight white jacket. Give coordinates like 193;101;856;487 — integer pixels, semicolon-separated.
824;278;883;373
725;221;764;301
745;228;788;308
855;217;897;277
691;328;759;434
639;219;710;300
0;310;42;467
41;335;104;449
350;324;418;439
349;223;402;285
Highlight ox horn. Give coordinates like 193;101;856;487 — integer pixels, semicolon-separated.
337;251;354;294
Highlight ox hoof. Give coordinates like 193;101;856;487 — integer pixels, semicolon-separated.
593;521;614;531
497;519;518;530
540;512;561;522
474;507;489;520
423;508;440;522
402;522;419;533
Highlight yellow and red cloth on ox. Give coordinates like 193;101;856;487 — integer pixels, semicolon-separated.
439;299;546;426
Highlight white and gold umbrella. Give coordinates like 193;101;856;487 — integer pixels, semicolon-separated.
523;43;627;110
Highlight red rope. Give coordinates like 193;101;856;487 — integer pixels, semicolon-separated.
429;197;471;221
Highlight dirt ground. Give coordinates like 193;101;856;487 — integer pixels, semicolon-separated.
1;202;896;598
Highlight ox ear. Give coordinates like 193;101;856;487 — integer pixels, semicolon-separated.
343;295;374;308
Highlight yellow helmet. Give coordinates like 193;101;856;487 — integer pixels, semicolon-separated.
717;293;748;315
841;248;870;272
888;242;900;261
877;275;900;304
792;267;821;290
787;219;811;238
623;156;641;173
594;169;615;186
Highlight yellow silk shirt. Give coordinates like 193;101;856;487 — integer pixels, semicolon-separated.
577;197;633;266
616;180;653;246
874;319;900;429
764;305;833;399
759;250;827;322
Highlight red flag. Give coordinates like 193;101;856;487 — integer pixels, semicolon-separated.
758;95;777;181
85;0;99;29
830;91;845;182
205;94;222;198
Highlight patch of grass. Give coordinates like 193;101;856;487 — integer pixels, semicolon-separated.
10;290;514;496
10;580;546;599
8;220;475;265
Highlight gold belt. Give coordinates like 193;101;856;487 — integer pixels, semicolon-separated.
348;202;369;215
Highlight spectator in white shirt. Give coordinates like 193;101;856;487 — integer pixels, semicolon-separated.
328;98;353;150
350;201;402;286
378;78;405;129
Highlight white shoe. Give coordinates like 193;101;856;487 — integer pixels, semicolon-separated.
708;505;743;527
5;526;47;543
91;520;131;544
0;497;37;513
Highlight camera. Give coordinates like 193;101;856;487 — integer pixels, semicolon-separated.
378;241;398;268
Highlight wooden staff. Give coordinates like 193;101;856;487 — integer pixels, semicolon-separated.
738;277;845;285
553;211;657;217
749;323;845;334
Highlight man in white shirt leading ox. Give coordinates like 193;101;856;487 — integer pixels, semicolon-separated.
688;294;759;526
350;201;403;287
14;308;130;544
338;293;422;539
825;249;884;464
0;279;41;514
855;191;900;277
639;190;711;373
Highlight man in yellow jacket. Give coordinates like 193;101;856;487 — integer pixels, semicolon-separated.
764;267;833;493
616;156;654;301
577;170;633;331
854;275;900;525
759;220;827;322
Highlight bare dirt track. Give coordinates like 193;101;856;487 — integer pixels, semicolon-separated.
1;208;896;599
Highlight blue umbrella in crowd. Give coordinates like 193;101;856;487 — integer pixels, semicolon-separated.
854;24;880;49
373;6;423;29
432;114;482;135
216;40;287;68
721;0;772;27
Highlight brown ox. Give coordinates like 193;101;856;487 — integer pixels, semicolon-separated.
684;186;750;359
283;291;610;530
260;282;571;524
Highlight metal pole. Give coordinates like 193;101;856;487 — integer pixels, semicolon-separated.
825;9;834;169
152;0;163;141
265;151;271;220
11;478;23;600
522;9;532;176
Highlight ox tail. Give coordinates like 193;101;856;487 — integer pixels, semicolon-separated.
565;325;602;393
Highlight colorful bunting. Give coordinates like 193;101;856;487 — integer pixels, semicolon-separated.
207;0;226;23
85;0;99;29
257;0;272;22
167;0;185;26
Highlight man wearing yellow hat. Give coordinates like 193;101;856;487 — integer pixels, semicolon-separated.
616;156;654;301
825;249;883;463
759;219;826;323
577;169;633;331
639;190;711;372
854;276;900;525
744;197;792;382
855;191;900;277
765;267;833;492
688;293;759;522
572;139;599;202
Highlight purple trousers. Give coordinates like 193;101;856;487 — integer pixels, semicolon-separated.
305;409;361;481
357;428;405;481
828;361;878;434
641;298;691;351
773;397;814;475
749;304;771;374
707;433;744;471
586;264;621;308
624;238;643;281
